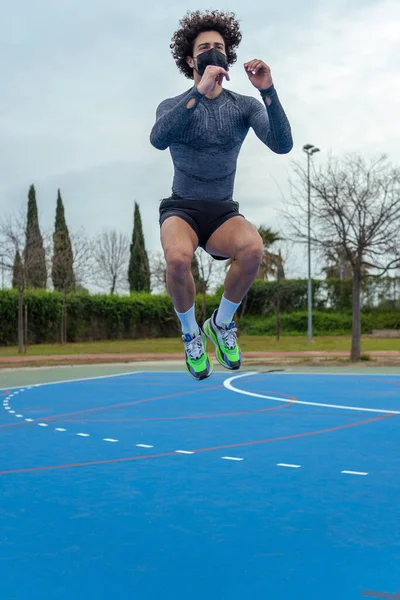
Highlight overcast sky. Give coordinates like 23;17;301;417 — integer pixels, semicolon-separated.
1;0;399;279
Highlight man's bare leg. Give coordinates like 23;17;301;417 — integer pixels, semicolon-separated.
161;216;213;380
203;216;263;370
161;216;198;313
206;216;263;303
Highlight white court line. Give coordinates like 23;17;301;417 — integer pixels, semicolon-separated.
55;428;67;432
103;438;119;443
1;370;397;393
341;471;368;476
136;444;153;448
277;463;302;469
222;456;244;461
175;450;194;455
77;433;90;437
0;371;144;392
25;419;34;422
224;372;400;415
38;423;48;427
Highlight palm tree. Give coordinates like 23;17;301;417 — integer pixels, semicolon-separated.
256;226;285;281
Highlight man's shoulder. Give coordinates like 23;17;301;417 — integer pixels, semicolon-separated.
157;88;194;108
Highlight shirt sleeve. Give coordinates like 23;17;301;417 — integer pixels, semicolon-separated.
246;86;293;154
150;87;205;150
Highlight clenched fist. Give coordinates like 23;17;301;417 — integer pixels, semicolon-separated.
197;65;230;96
244;59;273;91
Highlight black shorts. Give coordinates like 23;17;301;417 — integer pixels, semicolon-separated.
159;194;244;260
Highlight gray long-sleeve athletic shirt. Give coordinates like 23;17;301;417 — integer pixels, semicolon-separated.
150;85;293;201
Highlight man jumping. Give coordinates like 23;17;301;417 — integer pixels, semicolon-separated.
150;10;293;380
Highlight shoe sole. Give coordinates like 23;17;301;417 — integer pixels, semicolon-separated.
203;321;241;371
185;360;213;380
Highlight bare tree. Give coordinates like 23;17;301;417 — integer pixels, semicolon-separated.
149;250;167;294
284;153;400;361
0;210;50;353
92;229;129;294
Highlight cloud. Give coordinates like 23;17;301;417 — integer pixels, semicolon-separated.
1;0;398;284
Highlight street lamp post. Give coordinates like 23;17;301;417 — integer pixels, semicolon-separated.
302;144;320;342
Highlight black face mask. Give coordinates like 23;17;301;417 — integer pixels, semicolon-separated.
194;48;229;76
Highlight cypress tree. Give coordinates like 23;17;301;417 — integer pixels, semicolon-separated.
52;189;75;292
128;202;150;292
24;184;47;288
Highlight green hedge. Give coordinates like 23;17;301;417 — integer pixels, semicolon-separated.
233;277;400;315
241;279;325;315
239;311;400;336
0;289;222;345
0;287;398;345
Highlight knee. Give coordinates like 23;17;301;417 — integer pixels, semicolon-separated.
237;238;264;270
165;249;192;280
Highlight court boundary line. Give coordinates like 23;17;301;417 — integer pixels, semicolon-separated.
224;372;400;415
1;369;399;394
0;371;144;392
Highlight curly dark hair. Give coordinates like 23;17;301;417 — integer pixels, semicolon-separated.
170;10;242;80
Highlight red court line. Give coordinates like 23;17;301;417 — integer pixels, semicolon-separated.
63;392;296;423
0;422;33;430
0;383;238;430
28;384;226;423
366;377;400;388
0;378;266;430
0;409;395;476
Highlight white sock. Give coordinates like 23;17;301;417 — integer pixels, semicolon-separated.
215;295;241;326
175;305;199;335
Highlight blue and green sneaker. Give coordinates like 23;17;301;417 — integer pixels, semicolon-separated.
182;330;213;380
203;310;242;370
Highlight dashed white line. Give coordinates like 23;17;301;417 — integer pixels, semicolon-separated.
0;379;379;479
15;414;23;418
